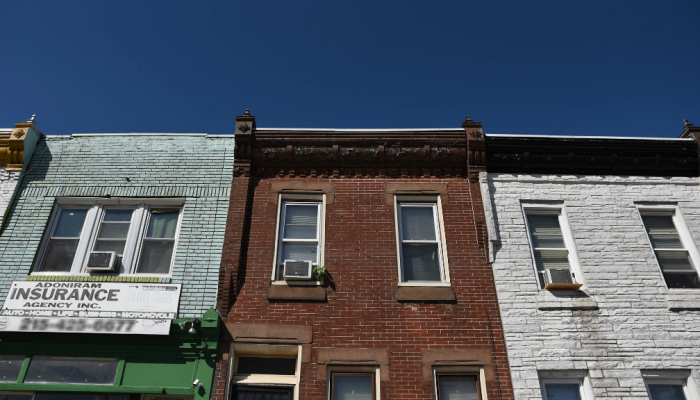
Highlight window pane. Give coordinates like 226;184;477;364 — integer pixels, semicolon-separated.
648;233;684;249
24;356;118;385
648;383;687;400
281;243;317;264
438;375;478;400
236;357;296;375
53;209;88;238
35;394;127;400
40;239;80;272
401;206;437;241
656;251;695;271
137;240;174;274
0;355;25;383
333;374;373;400
402;244;441;282
534;250;570;271
663;272;700;289
544;383;581;400
283;205;318;240
527;214;562;235
531;234;566;249
0;395;33;400
94;240;127;254
98;223;130;239
146;209;179;239
103;209;133;222
642;215;678;234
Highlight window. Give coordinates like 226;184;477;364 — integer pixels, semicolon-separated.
643;370;700;400
639;208;700;289
229;343;301;400
541;380;584;400
394;196;450;285
523;205;582;289
436;374;480;400
272;194;325;283
330;373;375;400
34;200;183;276
24;356;119;385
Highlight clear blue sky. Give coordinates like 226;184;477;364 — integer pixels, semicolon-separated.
1;1;699;137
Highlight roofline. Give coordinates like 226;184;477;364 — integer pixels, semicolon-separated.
255;127;465;132
486;133;693;141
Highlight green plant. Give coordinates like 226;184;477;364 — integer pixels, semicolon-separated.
313;265;327;280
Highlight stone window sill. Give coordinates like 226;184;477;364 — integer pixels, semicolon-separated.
267;284;326;301
396;286;456;302
535;290;598;310
666;293;700;311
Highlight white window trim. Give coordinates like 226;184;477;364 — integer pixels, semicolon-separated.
636;204;700;292
229;342;301;400
326;365;380;400
393;194;451;287
521;202;585;290
642;370;700;400
432;365;487;400
271;193;326;286
32;198;184;277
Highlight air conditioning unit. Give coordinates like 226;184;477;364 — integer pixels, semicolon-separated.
283;260;313;280
86;251;118;272
543;268;582;290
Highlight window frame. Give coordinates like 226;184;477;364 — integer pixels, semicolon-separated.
642;370;700;400
636;204;700;291
228;343;301;400
325;365;380;400
393;195;451;287
32;198;184;277
521;203;584;290
271;193;326;286
432;366;485;400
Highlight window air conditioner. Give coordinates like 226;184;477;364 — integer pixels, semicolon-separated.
86;251;118;272
543;269;582;290
283;260;313;280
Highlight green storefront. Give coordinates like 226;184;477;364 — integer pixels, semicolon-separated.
0;308;219;400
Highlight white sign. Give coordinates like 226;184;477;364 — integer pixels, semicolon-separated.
0;281;181;335
0;316;170;335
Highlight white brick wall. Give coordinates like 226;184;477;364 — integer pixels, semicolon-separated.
485;173;700;400
0;167;21;226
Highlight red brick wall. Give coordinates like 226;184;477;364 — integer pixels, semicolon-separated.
213;170;513;400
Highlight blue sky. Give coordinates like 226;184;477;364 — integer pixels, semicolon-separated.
1;1;699;137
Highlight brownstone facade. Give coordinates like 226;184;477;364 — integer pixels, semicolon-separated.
213;111;513;400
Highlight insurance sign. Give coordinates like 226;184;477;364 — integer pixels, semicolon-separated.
0;281;181;335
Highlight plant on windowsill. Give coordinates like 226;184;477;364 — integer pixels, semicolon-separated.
313;265;328;281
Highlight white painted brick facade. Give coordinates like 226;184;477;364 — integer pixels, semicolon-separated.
0;167;21;226
484;173;700;400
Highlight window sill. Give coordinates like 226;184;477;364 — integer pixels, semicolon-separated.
267;284;326;301
271;280;323;286
396;286;456;302
26;274;171;283
397;282;451;287
666;292;700;311
535;290;598;310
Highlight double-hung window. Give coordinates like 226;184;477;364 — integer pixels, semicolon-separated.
642;370;700;400
230;343;301;400
275;200;323;281
435;374;481;400
639;208;700;289
395;198;449;284
523;205;581;289
330;373;375;400
34;200;183;276
541;380;584;400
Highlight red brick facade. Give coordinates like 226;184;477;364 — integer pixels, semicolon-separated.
213;112;513;400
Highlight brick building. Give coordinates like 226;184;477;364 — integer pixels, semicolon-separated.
0;131;235;399
482;121;700;400
214;111;513;400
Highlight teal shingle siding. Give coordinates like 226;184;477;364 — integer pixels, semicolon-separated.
0;134;235;318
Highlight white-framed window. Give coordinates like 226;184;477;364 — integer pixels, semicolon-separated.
33;199;183;276
637;205;700;290
522;203;583;289
394;195;450;286
228;343;301;400
271;193;326;284
326;365;380;400
541;379;585;400
642;370;700;400
432;366;486;400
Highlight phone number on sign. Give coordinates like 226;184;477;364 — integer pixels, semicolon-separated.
19;318;139;332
